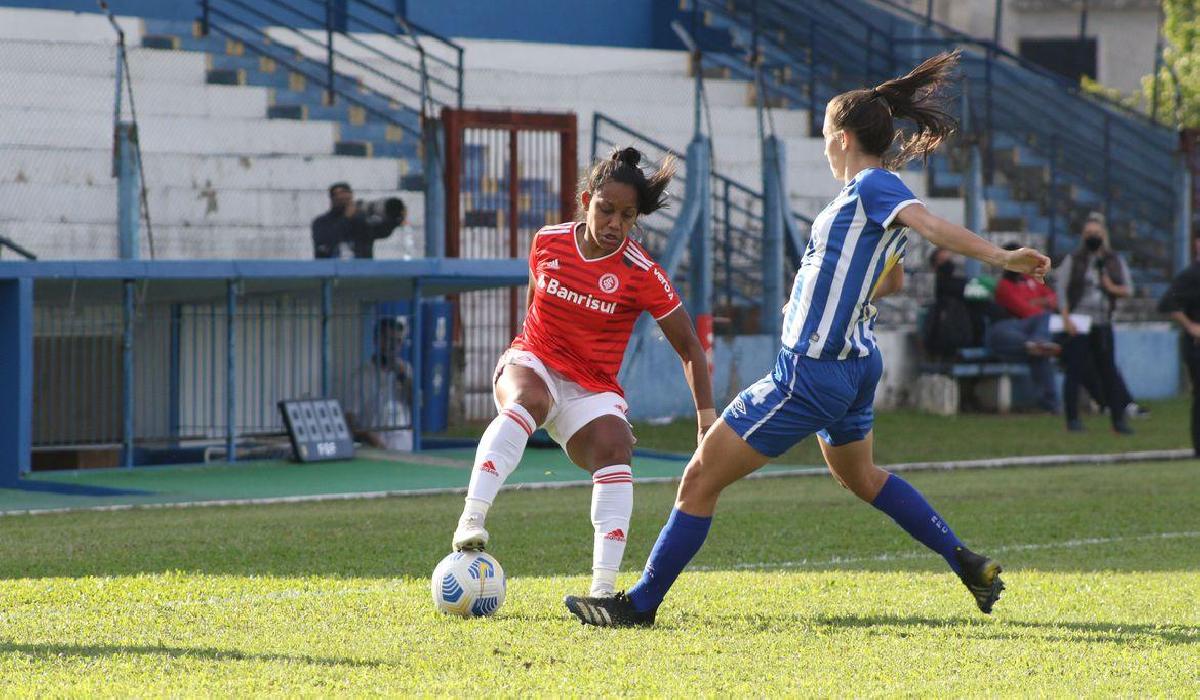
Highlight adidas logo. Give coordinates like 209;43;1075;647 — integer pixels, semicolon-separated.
604;529;626;542
479;460;498;476
546;259;560;269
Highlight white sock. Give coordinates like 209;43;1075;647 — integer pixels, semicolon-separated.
461;403;536;522
589;464;633;596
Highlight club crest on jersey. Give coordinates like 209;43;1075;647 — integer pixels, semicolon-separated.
598;273;620;294
546;259;560;269
541;275;617;314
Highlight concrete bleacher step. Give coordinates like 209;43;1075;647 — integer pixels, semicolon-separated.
0;72;268;119
0;41;209;84
1;147;422;192
0;181;423;231
0;107;337;155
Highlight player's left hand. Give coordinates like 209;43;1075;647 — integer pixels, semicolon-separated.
1002;247;1051;283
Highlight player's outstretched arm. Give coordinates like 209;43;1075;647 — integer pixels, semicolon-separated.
897;204;1050;282
657;306;717;444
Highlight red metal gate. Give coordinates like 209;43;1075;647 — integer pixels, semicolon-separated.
443;109;577;420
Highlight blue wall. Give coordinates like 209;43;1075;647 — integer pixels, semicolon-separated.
0;0;694;49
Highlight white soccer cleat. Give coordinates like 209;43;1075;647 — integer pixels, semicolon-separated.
452;513;490;552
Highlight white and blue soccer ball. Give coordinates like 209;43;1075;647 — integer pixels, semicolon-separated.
431;551;506;617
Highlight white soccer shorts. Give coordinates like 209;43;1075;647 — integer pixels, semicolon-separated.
492;349;631;447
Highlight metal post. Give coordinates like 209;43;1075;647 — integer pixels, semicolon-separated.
1048;134;1059;258
169;303;182;446
423;118;446;258
807;20;818;136
324;0;336;106
761;136;786;339
1151;3;1164;124
687;137;714;371
993;0;1003;47
0;278;34;481
412;278;424;452
1178;155;1193;273
456;47;464;109
225;279;237;463
321;278;332;397
1102;114;1112;223
925;0;934;26
122;280;135;468
116;124;140;259
962;86;984;277
984;58;994;185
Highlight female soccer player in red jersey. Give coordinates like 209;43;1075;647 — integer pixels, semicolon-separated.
450;147;716;598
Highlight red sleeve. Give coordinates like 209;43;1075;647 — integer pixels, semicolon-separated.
641;262;683;320
995;278;1043;319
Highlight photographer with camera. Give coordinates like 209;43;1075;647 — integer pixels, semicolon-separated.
1055;212;1137;434
312;182;407;259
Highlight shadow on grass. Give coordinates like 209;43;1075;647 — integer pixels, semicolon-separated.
696;611;1200;646
0;640;393;670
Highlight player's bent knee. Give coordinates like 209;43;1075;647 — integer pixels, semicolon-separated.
676;458;723;505
510;392;551;424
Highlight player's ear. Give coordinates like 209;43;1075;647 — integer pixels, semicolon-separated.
580;190;591;210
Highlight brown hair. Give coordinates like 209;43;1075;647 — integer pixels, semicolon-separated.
827;50;960;169
581;146;676;216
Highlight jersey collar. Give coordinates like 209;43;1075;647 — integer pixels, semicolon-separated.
572;221;628;263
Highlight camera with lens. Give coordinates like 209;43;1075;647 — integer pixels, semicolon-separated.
357;197;407;226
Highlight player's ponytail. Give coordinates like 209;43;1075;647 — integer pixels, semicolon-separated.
829;50;959;169
581;146;676;216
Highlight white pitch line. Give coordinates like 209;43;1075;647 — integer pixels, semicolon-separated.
693;530;1200;572
0;448;1191;518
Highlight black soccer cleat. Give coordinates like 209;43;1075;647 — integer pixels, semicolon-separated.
955;547;1005;614
564;591;656;628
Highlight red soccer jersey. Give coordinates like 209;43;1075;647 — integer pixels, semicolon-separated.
510;221;683;396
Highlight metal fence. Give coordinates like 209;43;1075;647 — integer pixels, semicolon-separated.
592;113;812;334
29;277;426;465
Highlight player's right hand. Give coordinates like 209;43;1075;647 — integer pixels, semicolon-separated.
1002;247;1051;282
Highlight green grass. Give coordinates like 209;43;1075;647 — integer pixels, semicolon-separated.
1;460;1197;694
624;396;1192;464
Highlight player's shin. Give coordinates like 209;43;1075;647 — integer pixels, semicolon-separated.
458;403;537;532
589;464;633;596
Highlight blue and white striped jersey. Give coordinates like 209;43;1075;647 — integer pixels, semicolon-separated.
781;168;921;359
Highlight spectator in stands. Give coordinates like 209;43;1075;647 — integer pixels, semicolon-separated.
987;241;1061;412
1157;237;1200;457
1055;212;1135;434
922;248;975;359
312;182;406;259
344;316;413;451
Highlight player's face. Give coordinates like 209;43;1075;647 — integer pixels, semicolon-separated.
822;111;847;179
583;181;639;254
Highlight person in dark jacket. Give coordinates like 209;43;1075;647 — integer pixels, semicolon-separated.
1158;238;1200;456
1055;212;1135;434
311;182;404;259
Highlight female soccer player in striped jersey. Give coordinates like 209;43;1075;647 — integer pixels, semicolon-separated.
565;51;1051;626
451;147;716;599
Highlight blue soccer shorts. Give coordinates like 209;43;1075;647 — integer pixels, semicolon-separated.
721;347;884;458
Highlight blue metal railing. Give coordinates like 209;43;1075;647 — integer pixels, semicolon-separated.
687;0;1181;284
199;0;463;114
591;113;812;332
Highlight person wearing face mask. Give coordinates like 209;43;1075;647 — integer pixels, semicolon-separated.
1055;212;1135;433
989;242;1061;412
344;316;414;451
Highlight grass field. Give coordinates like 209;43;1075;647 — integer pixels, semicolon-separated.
1;458;1197;694
445;396;1194;465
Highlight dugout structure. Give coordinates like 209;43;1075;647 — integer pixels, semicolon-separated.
0;259;525;482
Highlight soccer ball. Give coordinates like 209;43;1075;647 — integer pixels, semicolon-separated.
431;551;506;617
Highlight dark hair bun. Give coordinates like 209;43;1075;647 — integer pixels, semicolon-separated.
612;147;642;168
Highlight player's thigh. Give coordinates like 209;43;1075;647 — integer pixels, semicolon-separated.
494;363;553;424
564;415;635;472
818;431;888;500
675;420;772;509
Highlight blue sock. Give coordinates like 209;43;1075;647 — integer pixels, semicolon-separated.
626;508;712;612
871;474;965;574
